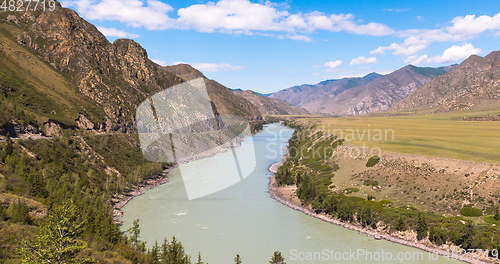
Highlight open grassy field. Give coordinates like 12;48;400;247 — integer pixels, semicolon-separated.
296;110;500;164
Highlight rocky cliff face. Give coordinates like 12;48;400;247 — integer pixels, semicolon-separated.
270;66;451;116
0;1;299;138
395;51;500;112
5;4;185;132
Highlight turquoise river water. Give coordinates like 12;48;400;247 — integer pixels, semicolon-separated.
121;123;462;264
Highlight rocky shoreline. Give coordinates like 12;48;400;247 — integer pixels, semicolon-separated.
111;167;174;223
267;162;495;264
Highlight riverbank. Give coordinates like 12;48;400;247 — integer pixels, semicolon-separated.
112;167;174;223
267;163;495;264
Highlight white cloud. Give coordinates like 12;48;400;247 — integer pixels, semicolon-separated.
371;36;428;56
447;14;500;38
173;62;244;72
323;60;343;72
279;34;312;42
62;0;175;30
64;0;393;38
303;13;394;36
406;43;481;65
371;13;499;59
350;56;377;65
97;27;139;38
152;59;167;66
177;0;285;32
384;8;410;12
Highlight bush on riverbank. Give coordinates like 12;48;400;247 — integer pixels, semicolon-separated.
460;206;483;217
366;155;380;167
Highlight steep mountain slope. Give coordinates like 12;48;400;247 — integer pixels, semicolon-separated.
395;51;500;112
271;66;451;116
231;89;309;115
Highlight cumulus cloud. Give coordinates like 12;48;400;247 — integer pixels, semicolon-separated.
64;0;393;38
350;56;377;65
97;27;139;38
62;0;175;30
301;13;394;36
406;43;481;65
173;62;244;72
370;13;498;64
447;14;500;37
177;0;285;32
323;60;343;72
371;36;429;56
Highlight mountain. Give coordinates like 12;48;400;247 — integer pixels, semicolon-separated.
0;3;301;138
231;89;309;115
163;64;307;116
270;66;452;115
395;51;500;112
270;73;382;107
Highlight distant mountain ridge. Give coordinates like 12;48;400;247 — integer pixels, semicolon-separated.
270;65;454;115
395;51;500;112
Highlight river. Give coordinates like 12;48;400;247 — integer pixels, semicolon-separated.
121;123;462;264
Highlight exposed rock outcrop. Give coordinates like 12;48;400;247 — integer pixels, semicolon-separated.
42;120;63;137
395;51;500;112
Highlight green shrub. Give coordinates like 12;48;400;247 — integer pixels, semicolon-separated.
484;215;500;225
366;155;380;167
6;200;30;224
460;206;482;217
363;179;379;186
0;205;5;220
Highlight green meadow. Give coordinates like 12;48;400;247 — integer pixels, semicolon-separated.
299;110;500;163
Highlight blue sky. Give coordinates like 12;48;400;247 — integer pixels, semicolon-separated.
62;0;500;93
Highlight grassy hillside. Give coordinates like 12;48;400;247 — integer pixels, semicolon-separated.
0;24;105;127
298;110;500;164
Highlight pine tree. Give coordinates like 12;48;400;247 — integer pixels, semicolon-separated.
234;254;242;264
128;219;145;252
494;206;500;221
269;251;286;264
416;214;428;241
196;253;205;264
151;241;160;264
0;136;12;163
395;215;406;231
6;200;30;224
0;205;5;220
160;237;191;264
359;207;374;227
18;200;92;264
5;136;13;156
461;222;475;249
